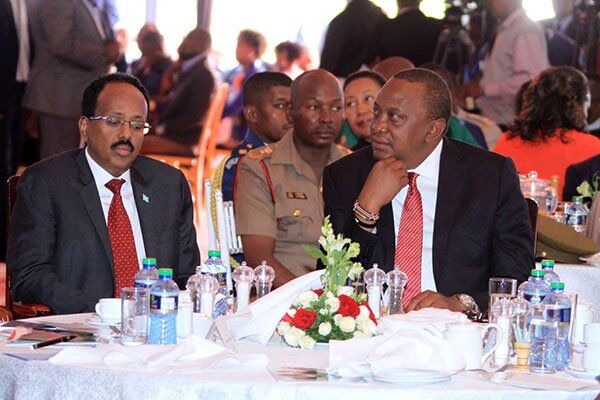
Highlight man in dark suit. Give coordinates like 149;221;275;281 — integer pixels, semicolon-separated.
7;73;200;314
563;155;600;202
323;69;532;314
319;0;386;77
141;28;216;156
362;0;443;67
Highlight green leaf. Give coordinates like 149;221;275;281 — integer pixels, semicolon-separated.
304;245;325;260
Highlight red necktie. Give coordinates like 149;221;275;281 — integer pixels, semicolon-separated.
105;179;139;297
394;172;423;308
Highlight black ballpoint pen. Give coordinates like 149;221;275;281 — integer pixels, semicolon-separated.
31;335;77;350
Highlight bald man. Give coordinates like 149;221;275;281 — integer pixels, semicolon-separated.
372;56;415;80
235;69;351;285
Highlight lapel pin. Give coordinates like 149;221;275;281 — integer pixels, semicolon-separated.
143;194;150;203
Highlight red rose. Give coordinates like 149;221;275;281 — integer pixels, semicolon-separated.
337;295;360;318
281;307;295;324
360;301;378;324
313;289;324;296
291;308;317;330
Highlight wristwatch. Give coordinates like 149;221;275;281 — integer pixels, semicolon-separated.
455;294;481;321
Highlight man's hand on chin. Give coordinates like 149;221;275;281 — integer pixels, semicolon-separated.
405;290;466;313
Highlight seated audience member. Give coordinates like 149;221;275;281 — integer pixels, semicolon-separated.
130;30;173;96
7;73;200;314
372;56;415;81
297;45;313;72
339;70;386;150
563;155;600;202
274;41;303;79
494;67;600;198
141;28;217;156
585;73;600;138
220;72;293;202
421;63;485;149
323;68;533;314
222;30;270;144
235;70;351;286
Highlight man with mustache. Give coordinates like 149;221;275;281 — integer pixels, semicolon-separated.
234;69;350;286
323;68;532;316
7;73;200;314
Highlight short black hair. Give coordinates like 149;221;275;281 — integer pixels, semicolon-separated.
391;68;452;123
343;70;386;90
238;29;267;57
243;72;292;106
275;41;301;62
81;73;150;117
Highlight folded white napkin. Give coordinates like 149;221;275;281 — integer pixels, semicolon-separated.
48;335;268;372
329;308;468;377
218;270;324;345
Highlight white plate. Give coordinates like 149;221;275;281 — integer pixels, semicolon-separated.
566;366;600;381
85;315;120;327
372;369;451;385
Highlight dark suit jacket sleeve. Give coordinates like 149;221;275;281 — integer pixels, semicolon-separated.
175;169;200;288
41;1;107;71
319;19;346;75
562;163;582;201
8;172;99;314
323;165;384;267
158;67;214;137
475;157;533;307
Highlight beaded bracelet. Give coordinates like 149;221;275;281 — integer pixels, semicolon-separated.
353;200;380;221
354;216;377;229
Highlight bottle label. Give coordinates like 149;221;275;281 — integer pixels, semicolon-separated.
546;307;571;324
150;294;178;314
134;281;154;289
565;214;586;226
523;293;546;304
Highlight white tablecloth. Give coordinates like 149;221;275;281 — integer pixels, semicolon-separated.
0;314;599;400
554;263;600;321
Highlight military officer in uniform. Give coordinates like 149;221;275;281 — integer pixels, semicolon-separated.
235;69;351;286
219;72;293;201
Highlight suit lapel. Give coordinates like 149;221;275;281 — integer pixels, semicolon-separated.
76;151;113;269
432;139;467;284
131;161;158;259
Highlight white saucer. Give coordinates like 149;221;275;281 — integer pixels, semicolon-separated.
372;369;451;385
85;314;120;327
566;366;600;381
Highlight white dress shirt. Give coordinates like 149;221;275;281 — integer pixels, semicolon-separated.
9;0;30;82
391;140;443;292
85;149;146;268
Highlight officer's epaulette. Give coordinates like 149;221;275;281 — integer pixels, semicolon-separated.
247;143;276;160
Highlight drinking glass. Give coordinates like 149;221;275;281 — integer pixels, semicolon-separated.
121;287;150;345
489;278;517;322
565;292;578;349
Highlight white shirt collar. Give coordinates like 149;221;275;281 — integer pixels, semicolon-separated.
410;139;443;182
85;147;131;190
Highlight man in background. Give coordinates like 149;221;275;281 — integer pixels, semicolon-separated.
274;41;303;79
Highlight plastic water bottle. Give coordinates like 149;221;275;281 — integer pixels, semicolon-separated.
540;259;560;285
200;250;229;318
529;304;559;373
186;265;203;313
148;268;178;345
542;282;571;370
565;196;588;233
520;269;551;305
134;258;159;289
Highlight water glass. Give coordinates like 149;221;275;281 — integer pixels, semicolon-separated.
488;278;517;321
121;287;150;345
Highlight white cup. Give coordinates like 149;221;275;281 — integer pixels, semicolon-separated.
573;303;595;345
584;323;600;345
583;343;600;372
95;298;121;323
444;322;501;370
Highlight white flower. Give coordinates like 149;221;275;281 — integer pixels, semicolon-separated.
326;297;340;312
318;322;332;336
326;291;335;299
319;308;330;315
294;291;318;308
356;316;378;336
353;329;367;339
277;321;292;336
339;316;356;333
333;314;343;325
299;335;316;350
284;327;305;347
337;286;354;297
287;308;297;318
358;305;370;319
347;243;360;259
318;236;327;249
348;263;364;280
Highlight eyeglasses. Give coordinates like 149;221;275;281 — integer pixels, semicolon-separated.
88;115;151;134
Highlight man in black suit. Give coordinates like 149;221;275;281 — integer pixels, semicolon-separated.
563;155;600;202
7;73;200;314
323;69;532;314
320;0;386;77
362;0;443;67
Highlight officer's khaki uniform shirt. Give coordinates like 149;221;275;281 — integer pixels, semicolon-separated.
235;132;351;277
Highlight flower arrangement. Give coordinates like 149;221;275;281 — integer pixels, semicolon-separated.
277;217;382;349
576;172;599;199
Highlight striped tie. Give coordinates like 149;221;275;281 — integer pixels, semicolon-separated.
393;172;423;308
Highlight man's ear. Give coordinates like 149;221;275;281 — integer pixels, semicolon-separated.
243;105;257;123
79;116;89;143
286;104;293;124
425;118;447;143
